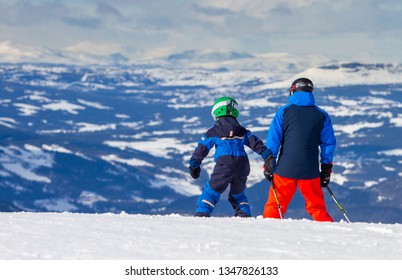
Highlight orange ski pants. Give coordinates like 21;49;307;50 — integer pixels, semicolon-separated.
263;174;334;222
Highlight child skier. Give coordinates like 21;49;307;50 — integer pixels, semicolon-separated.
189;96;270;217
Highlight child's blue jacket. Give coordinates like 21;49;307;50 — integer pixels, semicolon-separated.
189;116;269;170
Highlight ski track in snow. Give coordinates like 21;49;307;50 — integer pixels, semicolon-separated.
0;212;401;260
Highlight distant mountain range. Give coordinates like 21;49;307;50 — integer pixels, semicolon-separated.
1;42;401;223
0;41;129;65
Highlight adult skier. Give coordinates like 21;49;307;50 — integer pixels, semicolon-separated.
189;96;270;217
262;78;336;222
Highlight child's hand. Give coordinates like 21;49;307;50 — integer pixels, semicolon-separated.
189;166;201;179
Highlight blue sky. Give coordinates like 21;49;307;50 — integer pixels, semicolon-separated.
1;0;402;62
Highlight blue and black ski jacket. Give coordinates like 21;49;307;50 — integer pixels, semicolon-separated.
267;91;336;179
189;116;269;173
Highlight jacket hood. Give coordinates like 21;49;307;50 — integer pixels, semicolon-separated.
288;91;315;106
215;116;242;136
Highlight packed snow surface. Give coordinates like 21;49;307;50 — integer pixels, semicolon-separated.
0;212;401;260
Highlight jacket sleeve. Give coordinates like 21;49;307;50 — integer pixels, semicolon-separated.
267;109;284;158
189;134;215;168
320;113;336;164
245;130;270;160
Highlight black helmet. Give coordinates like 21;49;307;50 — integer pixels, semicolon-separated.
289;78;314;95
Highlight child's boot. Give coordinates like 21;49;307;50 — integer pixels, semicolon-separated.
228;191;251;217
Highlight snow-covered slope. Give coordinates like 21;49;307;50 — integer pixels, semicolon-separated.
1;212;401;260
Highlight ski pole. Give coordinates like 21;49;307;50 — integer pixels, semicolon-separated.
325;184;351;223
271;180;283;219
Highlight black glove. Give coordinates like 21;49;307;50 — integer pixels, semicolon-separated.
320;163;333;188
263;155;276;182
189;166;201;179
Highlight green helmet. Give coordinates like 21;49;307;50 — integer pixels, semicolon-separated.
211;96;239;120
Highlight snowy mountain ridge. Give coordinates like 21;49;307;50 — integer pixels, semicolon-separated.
0;41;129;65
2;41;402;89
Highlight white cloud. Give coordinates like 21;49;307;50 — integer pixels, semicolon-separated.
198;0;322;18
